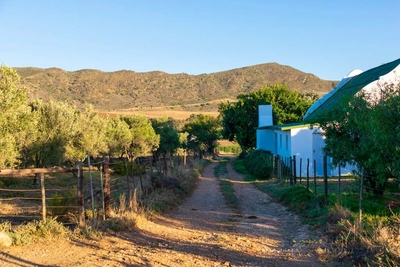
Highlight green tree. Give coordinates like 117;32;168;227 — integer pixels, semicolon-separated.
120;115;160;161
182;114;221;157
313;82;400;195
151;117;180;174
219;84;316;152
0;65;32;168
25;100;79;168
105;117;132;157
66;104;107;163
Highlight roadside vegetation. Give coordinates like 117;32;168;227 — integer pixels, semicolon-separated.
234;156;400;266
0;64;218;246
0;158;210;246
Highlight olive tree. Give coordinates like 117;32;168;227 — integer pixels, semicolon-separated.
0;65;32;168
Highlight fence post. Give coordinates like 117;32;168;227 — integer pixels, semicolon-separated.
293;155;297;185
359;167;364;228
323;155;328;202
277;155;281;181
99;165;106;220
289;156;293;186
306;158;310;190
77;162;85;229
313;159;317;196
88;155;95;221
337;165;341;205
103;156;111;219
40;173;46;221
299;158;302;185
125;158;130;196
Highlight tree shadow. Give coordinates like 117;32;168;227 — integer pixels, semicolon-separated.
0;252;54;267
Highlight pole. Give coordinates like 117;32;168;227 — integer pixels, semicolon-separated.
323;155;328;202
99;165;105;220
359;167;364;227
313;159;317;196
77;162;85;229
299;158;302;185
40;173;46;221
337;165;341;204
103;156;111;219
293;155;297;185
88;155;95;220
306;158;310;190
289;156;293;186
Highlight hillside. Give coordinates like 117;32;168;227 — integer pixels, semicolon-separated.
15;63;337;112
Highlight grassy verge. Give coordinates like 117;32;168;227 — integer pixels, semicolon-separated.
233;157;400;266
214;159;239;210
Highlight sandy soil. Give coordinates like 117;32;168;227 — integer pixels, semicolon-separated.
0;157;323;267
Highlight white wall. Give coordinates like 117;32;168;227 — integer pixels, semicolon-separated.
291;127;315;177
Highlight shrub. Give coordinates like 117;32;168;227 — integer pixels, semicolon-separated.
112;161;145;176
243;149;274;179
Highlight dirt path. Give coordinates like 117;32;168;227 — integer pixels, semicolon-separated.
0;158;323;267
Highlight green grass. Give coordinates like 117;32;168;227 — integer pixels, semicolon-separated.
214;161;239;209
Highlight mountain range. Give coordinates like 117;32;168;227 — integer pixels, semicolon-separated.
15;63;337;112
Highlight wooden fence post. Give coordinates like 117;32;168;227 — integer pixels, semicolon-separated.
103;156;111;219
277;155;281;181
293;155;297;185
99;165;106;220
77;162;85;229
337;165;341;204
359;167;364;228
88;155;95;221
299;158;302;185
313;159;317;196
289;156;293;186
306;158;310;190
323;155;328;202
40;173;46;221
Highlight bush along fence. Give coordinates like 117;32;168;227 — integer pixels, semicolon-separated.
0;152;198;228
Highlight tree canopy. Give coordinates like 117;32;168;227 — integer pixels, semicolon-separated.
219;84;317;152
312;82;400;195
0;65;31;168
182;114;221;156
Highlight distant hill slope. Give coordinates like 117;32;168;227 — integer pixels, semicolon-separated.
15;63;337;112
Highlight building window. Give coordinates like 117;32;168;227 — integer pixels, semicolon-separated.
286;135;288;151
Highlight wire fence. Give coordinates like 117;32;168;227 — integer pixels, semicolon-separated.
270;154;400;222
0;152;197;228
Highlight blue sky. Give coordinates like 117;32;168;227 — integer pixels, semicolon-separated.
0;0;399;80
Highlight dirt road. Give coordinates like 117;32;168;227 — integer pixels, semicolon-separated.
0;158;323;267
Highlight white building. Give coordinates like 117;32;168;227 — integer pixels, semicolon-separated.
256;58;400;177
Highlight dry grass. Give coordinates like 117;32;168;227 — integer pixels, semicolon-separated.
318;208;400;266
98;109;219;120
